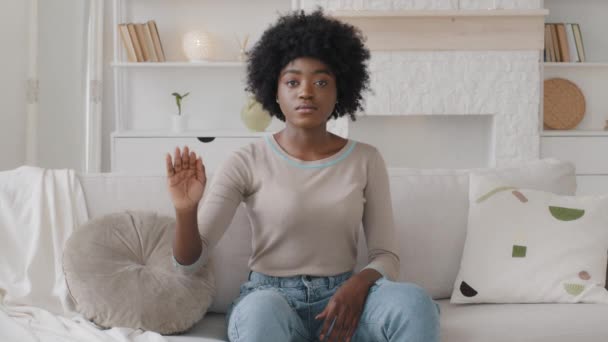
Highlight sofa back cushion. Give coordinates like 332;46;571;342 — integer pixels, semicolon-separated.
388;158;576;299
78;158;575;312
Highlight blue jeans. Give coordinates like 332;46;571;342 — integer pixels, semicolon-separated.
226;270;440;342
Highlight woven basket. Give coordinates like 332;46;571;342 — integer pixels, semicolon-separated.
543;78;586;130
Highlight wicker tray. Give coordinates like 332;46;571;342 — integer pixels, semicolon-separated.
543;78;586;130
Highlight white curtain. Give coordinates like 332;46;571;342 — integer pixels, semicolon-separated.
85;0;104;173
25;0;38;166
25;0;104;173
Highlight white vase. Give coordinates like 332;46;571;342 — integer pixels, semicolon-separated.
241;96;272;132
171;115;187;133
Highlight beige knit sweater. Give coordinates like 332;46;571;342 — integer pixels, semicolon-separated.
174;135;400;281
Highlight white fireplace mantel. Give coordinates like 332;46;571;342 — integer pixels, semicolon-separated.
303;0;547;167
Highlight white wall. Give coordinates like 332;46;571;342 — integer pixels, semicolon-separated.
0;0;28;171
350;115;493;168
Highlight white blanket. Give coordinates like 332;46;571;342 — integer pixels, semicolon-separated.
0;166;166;342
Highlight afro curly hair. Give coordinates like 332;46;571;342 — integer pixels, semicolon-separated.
245;8;371;122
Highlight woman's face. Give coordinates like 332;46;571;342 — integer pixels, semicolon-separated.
276;57;337;129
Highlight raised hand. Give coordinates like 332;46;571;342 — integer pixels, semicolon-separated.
166;146;206;212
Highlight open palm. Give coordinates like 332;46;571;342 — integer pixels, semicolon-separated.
166;146;206;211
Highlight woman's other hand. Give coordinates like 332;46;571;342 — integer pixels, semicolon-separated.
166;146;206;211
315;274;375;342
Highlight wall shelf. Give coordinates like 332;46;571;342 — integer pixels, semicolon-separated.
111;61;245;68
330;9;549;18
544;62;608;68
112;130;270;138
542;130;608;137
331;9;548;51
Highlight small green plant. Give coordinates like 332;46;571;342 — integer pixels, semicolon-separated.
171;92;190;116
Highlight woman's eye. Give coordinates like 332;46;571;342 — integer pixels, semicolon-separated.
285;79;328;87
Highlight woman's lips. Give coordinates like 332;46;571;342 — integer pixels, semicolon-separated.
296;106;317;113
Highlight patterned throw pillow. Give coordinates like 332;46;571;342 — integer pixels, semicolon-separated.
451;174;608;304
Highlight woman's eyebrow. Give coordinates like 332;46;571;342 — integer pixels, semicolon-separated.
281;69;333;76
314;69;333;75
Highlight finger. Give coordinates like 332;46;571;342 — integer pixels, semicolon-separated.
331;311;348;342
327;315;341;342
320;312;339;341
189;152;196;170
174;147;182;172
315;308;326;321
318;309;332;341
334;320;345;342
165;153;174;176
344;315;360;342
337;313;354;342
344;314;357;341
196;157;206;183
315;312;326;339
182;146;190;169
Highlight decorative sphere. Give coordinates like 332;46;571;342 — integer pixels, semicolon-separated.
182;30;211;62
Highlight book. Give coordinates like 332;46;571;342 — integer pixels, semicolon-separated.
565;24;579;62
142;23;158;62
555;23;570;62
127;23;144;62
549;24;561;62
544;24;555;62
548;25;557;62
147;20;166;62
134;23;151;62
572;23;586;63
118;24;137;62
545;24;551;62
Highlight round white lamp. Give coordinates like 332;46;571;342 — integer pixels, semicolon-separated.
182;30;212;62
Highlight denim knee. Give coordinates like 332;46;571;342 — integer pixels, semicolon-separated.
356;280;439;342
384;282;440;337
227;289;308;342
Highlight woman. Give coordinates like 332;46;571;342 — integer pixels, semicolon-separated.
166;9;439;342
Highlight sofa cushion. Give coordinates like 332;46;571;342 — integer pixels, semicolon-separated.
451;175;608;304
165;313;228;342
165;300;608;342
438;299;608;342
63;211;215;334
389;158;576;299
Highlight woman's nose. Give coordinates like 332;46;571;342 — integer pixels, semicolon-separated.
298;81;313;99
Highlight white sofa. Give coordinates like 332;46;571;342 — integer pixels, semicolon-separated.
77;159;608;342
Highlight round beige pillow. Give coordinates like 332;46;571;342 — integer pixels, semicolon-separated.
62;211;215;334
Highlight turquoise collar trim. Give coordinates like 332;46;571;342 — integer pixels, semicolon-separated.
265;135;357;169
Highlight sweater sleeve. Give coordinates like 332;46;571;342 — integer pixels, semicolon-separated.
360;148;401;281
172;148;251;274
